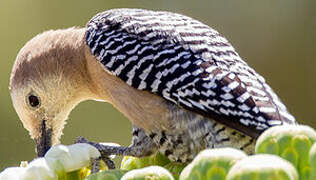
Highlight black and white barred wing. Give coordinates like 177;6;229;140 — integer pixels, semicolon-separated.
85;9;296;138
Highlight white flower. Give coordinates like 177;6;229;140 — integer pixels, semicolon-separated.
0;167;26;180
0;158;57;180
44;143;100;172
22;158;57;180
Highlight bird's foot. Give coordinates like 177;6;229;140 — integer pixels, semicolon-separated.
75;136;116;171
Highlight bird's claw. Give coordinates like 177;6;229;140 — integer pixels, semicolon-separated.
75;136;116;171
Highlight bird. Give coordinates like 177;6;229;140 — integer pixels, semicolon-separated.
9;8;296;164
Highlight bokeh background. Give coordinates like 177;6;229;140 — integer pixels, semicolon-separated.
0;0;315;170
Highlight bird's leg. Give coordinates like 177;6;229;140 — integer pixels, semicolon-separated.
75;137;117;169
75;126;157;170
90;157;100;173
89;156;115;173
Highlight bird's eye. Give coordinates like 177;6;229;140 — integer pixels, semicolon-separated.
28;95;40;108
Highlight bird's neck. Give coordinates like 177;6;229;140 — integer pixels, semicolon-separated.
53;28;100;101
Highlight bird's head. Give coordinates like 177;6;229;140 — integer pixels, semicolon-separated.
9;28;94;157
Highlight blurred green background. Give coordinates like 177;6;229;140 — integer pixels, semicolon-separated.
0;0;315;171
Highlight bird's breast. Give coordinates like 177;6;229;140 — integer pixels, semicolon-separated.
85;46;173;131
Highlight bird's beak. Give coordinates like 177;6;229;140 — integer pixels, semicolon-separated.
35;120;52;157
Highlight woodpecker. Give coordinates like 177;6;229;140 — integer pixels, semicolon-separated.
9;9;296;163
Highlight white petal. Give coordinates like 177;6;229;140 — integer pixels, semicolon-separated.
22;158;57;180
0;167;26;180
45;143;100;172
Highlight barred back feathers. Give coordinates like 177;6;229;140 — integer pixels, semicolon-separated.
85;8;295;138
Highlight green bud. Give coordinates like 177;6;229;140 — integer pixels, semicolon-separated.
121;166;174;180
255;125;316;178
309;143;316;180
226;154;298;180
164;162;186;180
120;152;170;171
86;170;126;180
150;152;171;166
179;148;247;180
120;156;151;171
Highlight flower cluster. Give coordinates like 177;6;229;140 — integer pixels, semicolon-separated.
1;125;316;180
